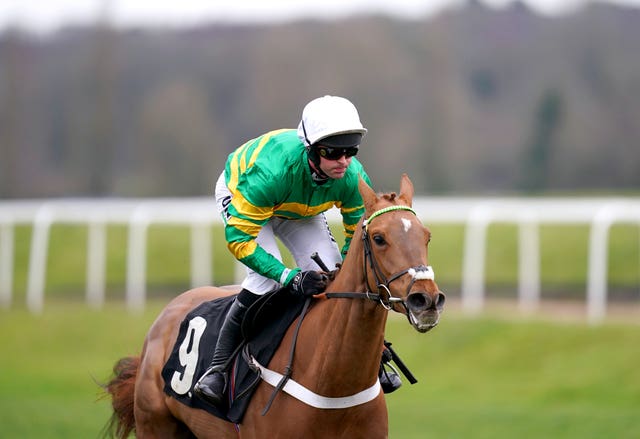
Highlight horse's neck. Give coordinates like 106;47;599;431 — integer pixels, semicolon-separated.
302;227;387;391
327;220;386;329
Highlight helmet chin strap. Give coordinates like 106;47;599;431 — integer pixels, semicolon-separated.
302;120;330;183
308;158;329;184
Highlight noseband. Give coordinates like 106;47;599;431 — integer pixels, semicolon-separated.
361;205;435;311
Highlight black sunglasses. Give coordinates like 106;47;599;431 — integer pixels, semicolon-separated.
316;145;359;160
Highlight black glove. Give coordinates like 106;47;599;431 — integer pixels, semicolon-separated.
289;270;328;296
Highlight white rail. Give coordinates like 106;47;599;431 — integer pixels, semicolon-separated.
0;197;638;323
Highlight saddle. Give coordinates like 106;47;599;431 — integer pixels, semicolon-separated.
161;288;307;423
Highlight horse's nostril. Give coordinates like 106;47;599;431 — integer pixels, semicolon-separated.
407;292;445;311
407;292;429;310
436;292;446;309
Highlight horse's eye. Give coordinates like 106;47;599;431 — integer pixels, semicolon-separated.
372;234;386;246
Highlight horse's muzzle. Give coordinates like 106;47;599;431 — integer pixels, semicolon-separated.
406;291;446;333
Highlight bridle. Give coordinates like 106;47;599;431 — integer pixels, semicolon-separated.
319;205;435;317
362;205;435;311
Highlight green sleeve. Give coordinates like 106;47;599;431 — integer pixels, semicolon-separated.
340;168;372;255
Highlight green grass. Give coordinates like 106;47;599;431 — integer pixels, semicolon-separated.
0;301;638;438
5;222;640;303
0;301;163;438
387;314;640;438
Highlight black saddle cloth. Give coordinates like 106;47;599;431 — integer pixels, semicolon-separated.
161;288;307;423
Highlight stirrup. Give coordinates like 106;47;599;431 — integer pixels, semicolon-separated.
194;369;228;407
379;363;402;394
195;365;217;382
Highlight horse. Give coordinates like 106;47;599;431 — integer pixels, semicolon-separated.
103;174;445;439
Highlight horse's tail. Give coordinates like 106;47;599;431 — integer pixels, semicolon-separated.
102;356;140;439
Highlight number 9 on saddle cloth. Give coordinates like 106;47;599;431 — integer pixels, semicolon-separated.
161;289;307;423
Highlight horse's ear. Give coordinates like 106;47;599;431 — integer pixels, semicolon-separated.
358;176;378;213
398;173;414;206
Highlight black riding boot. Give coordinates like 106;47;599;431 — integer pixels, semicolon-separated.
379;342;402;394
194;289;259;407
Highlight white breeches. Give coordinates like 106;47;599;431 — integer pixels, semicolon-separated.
214;172;341;295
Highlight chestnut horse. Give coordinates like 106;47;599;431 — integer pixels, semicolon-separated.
104;174;445;438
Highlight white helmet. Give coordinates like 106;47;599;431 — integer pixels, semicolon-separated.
297;95;367;147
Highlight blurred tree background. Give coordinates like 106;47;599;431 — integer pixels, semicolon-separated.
1;1;639;198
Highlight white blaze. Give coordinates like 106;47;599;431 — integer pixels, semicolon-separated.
401;218;412;233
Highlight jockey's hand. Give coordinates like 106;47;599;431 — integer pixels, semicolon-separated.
289;270;328;296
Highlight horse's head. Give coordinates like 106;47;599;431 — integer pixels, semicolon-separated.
358;174;445;333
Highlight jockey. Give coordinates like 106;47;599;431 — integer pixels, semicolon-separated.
194;95;401;408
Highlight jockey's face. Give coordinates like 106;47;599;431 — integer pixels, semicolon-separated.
318;154;352;179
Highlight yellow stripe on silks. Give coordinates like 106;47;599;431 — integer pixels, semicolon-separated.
247;129;289;169
228;155;239;192
341;204;364;214
278;200;335;217
227;216;264;237
228;130;290;191
239;146;249;173
238;142;253;172
228;141;251;192
228;239;258;260
231;193;274;222
344;223;357;234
